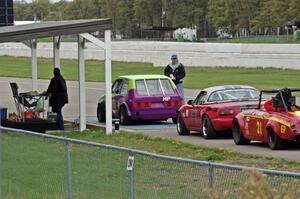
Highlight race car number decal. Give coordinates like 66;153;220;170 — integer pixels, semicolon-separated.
256;121;262;136
280;125;286;134
163;96;171;101
245;117;250;135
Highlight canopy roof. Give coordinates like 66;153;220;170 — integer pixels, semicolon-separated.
0;19;112;43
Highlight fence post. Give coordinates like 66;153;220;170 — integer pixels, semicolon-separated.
65;141;72;199
127;151;135;199
208;162;214;188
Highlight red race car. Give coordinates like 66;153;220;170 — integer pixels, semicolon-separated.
176;85;260;139
233;88;300;150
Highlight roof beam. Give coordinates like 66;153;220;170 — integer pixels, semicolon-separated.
79;33;106;49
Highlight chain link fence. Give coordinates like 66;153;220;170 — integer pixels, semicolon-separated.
0;127;300;199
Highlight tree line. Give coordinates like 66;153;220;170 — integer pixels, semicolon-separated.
13;0;300;38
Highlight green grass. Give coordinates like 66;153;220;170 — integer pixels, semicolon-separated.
2;129;300;199
1;56;300;90
54;130;300;172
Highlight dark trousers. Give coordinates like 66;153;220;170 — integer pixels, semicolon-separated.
52;106;64;130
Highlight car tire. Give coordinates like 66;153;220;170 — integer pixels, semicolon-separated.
202;115;217;139
267;128;285;150
232;119;250;145
172;117;177;124
97;103;106;122
177;113;190;136
119;106;132;125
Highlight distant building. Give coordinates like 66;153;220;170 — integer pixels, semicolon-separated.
141;25;176;40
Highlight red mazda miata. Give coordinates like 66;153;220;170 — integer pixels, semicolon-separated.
176;85;260;139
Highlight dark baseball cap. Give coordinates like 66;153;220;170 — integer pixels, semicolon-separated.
171;54;178;59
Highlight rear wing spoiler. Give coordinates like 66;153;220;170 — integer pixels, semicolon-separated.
260;88;300;93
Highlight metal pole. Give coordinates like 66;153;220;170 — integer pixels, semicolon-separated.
65;141;72;199
53;36;61;69
130;166;134;199
31;39;38;91
78;35;86;131
105;30;112;135
208;163;214;188
128;152;135;199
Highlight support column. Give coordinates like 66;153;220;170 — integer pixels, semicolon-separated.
31;39;38;91
53;36;61;68
78;35;86;131
105;30;112;135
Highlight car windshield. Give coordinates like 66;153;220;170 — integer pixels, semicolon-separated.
136;79;175;96
208;89;260;102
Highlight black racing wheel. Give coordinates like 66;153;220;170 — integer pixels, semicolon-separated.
97;103;106;122
267;128;285;150
176;113;190;136
119;106;132;125
202;115;217;139
232;119;250;145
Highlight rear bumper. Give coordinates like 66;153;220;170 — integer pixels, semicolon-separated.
211;117;234;131
130;108;178;120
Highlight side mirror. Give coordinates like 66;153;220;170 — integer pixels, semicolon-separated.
187;100;194;105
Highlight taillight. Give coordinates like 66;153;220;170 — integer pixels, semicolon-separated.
177;100;183;106
164;101;171;107
130;101;151;108
144;102;151;107
164;100;182;107
218;109;234;116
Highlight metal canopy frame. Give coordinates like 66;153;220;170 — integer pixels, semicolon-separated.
0;19;113;134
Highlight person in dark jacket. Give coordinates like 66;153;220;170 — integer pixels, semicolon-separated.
164;54;186;102
47;67;68;130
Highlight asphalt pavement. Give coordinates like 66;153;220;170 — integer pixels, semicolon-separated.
1;77;299;162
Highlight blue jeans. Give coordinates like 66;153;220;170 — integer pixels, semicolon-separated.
176;83;185;103
52;106;64;130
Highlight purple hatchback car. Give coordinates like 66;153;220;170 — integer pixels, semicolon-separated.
97;75;183;125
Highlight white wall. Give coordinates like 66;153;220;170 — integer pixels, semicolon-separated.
1;41;300;69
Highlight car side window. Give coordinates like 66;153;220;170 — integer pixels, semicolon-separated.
208;92;221;102
120;80;129;95
112;79;123;94
112;80;119;93
194;91;207;105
